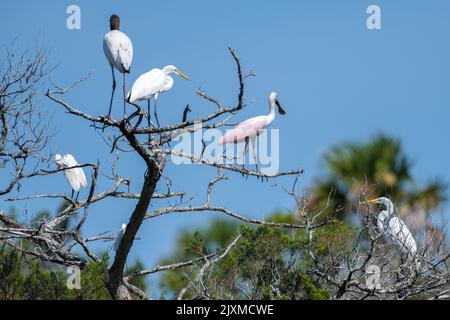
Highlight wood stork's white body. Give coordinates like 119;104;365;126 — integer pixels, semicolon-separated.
103;30;133;74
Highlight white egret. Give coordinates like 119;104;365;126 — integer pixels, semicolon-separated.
362;197;418;261
55;154;88;201
127;65;190;129
103;14;133;118
114;223;127;253
218;92;286;172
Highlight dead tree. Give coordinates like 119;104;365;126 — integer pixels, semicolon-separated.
2;45;447;300
0;46;315;299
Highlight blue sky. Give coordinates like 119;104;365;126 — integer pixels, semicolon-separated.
1;0;450;294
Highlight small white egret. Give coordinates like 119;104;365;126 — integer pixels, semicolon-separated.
103;14;133;118
114;223;127;253
127;65;190;129
218;92;286;172
55;154;88;201
362;197;418;261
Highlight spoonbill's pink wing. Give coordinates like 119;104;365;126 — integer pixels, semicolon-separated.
219;116;267;145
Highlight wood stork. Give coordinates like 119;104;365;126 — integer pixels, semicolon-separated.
103;14;133;118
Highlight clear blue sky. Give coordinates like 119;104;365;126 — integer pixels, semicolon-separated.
1;0;450;294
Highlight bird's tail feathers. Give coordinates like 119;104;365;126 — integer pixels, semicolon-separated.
126;90;132;103
122;64;130;73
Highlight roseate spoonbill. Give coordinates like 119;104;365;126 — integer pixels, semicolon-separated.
218;91;286;172
361;197;418;260
127;65;190;129
55;154;88;201
103;14;133;118
114;223;127;253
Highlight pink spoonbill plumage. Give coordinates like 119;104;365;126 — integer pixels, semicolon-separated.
219;92;286;172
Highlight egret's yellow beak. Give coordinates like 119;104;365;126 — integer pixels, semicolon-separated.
360;198;381;205
176;69;190;81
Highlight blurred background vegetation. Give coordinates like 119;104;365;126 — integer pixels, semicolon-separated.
0;134;447;299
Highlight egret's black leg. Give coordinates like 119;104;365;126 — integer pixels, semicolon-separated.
71;189;74;201
147;99;151;143
153;96;161;128
75;191;80;202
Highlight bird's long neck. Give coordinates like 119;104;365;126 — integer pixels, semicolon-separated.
378;209;390;223
377;203;394;230
266;97;276;124
162;67;173;76
162;76;174;92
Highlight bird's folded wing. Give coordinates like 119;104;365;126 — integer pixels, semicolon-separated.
75;167;88;188
64;169;81;192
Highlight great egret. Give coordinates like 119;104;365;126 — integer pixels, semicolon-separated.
218;92;286;172
361;197;418;260
103;14;133;118
127;65;190;129
55;154;88;201
114;223;127;253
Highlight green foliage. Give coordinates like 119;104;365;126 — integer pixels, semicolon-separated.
68;253;110;300
0;135;446;300
0;245;25;299
0;244;111;300
125;259;148;297
158;216;349;299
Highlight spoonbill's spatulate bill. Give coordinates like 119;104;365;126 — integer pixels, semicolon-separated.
127;65;190;129
361;197;418;261
219;92;286;172
103;14;133;118
55;154;88;200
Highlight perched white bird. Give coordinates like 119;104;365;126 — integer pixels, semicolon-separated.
127;65;190;128
103;14;133;118
362;197;418;261
218;92;286;172
114;223;127;253
54;154;88;200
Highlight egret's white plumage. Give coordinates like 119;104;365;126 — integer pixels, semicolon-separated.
218;92;286;171
127;65;190;128
103;14;133;118
55;154;88;193
127;65;188;103
114;223;127;252
363;197;418;260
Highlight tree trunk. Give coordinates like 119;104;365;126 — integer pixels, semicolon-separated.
107;157;164;299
